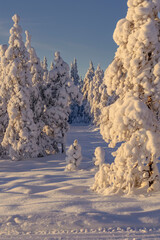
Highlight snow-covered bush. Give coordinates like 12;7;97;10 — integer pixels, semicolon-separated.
93;0;160;195
93;147;105;167
65;139;82;171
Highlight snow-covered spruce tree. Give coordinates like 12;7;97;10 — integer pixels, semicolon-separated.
82;61;95;123
44;52;81;153
65;139;82;171
1;14;39;160
69;58;83;124
90;65;104;126
93;0;160;195
25;31;47;156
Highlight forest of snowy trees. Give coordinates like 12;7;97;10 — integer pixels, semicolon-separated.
1;0;160;196
0;14;107;161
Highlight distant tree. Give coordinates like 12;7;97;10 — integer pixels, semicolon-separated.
69;58;83;124
1;14;39;160
70;58;79;86
82;61;95;123
90;65;104;126
93;0;160;195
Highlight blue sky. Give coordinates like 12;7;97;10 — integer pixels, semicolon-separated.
0;0;127;77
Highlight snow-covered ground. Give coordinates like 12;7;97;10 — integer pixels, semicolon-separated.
0;125;160;240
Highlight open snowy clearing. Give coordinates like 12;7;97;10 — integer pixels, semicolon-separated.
0;125;160;239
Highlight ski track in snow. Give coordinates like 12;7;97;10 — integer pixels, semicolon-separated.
0;125;160;239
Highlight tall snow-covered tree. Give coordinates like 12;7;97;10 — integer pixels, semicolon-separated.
25;30;47;156
1;14;39;160
82;61;95;123
93;0;160;195
44;52;81;153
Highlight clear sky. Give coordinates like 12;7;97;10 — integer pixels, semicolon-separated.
0;0;127;77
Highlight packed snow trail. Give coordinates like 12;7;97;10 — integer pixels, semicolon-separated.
0;125;160;239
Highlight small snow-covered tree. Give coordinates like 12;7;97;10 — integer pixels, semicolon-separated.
82;61;95;123
93;0;160;195
65;139;82;171
1;14;39;160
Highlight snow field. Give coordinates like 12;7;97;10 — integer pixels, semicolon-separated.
0;126;160;239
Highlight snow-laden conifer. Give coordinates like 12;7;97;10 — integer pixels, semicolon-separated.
1;14;39;160
93;0;160;195
65;139;82;171
44;52;81;153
